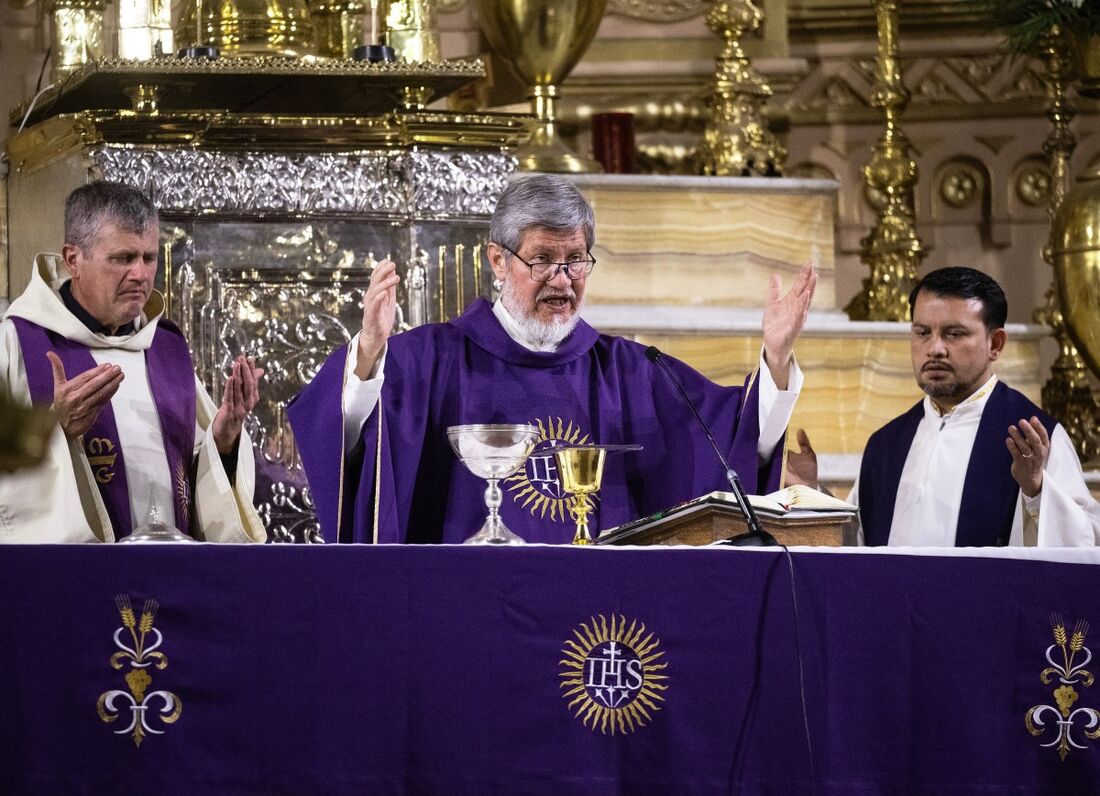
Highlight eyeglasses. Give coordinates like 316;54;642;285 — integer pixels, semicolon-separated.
498;244;596;282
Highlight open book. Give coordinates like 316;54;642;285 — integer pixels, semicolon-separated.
598;485;857;542
747;484;857;515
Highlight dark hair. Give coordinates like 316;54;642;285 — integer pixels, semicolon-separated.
908;266;1007;332
64;181;158;251
490;175;595;254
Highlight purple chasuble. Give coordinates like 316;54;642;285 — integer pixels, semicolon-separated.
12;317;197;538
858;381;1057;546
289;298;784;544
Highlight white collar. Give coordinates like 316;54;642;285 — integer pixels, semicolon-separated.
922;373;999;421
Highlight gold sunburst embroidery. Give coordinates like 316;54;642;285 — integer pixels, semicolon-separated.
173;461;190;530
559;615;669;735
504;416;591;522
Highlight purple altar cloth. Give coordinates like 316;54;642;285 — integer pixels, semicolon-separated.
1;545;1097;794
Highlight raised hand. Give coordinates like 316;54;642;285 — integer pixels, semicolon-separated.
784;428;819;489
47;351;124;439
212;355;264;455
1007;416;1050;498
762;261;817;389
356;259;400;379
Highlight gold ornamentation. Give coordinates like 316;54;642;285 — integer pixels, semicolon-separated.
607;0;706;22
559;615;669;735
1026;614;1100;761
698;0;786;177
175;0;316;58
1016;162;1051;207
86;436;117;484
12;57;488;131
50;0;107;81
382;0;441;63
477;0;607;173
1033;25;1100;461
123;84;162;114
307;0;366;59
939;164;983;209
98;596;182;748
846;0;924;321
504;417;590;522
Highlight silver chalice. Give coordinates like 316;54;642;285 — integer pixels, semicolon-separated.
447;423;540;544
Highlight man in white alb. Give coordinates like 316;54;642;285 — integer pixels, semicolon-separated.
789;266;1098;546
0;181;266;543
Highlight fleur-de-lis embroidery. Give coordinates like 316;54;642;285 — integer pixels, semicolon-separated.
1026;614;1100;761
98;595;181;747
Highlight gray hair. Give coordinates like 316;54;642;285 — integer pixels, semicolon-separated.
489;175;595;254
64;181;158;251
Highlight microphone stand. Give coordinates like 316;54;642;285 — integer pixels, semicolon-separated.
644;347;776;546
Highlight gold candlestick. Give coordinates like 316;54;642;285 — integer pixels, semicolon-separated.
699;0;786;177
1038;26;1100;461
846;0;925;321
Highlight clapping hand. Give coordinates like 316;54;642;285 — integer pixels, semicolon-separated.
212;355;264;455
47;351;124;439
356;259;400;379
762;261;817;389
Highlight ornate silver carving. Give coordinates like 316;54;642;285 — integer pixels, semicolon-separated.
91;146;515;218
91;147;406;215
607;0;707;22
405;150;515;216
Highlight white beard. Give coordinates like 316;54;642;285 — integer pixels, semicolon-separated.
500;277;582;349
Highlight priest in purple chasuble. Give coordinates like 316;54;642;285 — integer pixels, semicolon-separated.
0;182;267;543
786;266;1100;547
290;175;818;544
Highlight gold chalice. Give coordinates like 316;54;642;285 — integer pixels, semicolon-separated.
554;446;606;545
477;0;607;173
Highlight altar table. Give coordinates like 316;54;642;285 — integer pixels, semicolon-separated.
1;544;1098;794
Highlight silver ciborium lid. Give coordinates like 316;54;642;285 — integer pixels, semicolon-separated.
118;498;194;544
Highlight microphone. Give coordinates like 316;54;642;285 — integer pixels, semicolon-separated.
644;346;776;547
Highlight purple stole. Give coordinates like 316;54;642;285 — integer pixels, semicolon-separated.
859;381;1057;547
11;317;197;538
